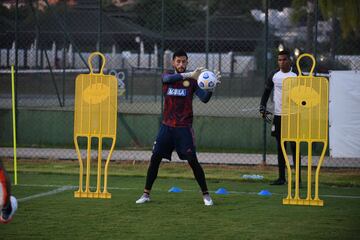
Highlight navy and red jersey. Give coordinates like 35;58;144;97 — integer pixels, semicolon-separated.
0;167;9;207
161;73;199;127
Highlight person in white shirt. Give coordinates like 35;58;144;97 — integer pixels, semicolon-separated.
259;50;301;185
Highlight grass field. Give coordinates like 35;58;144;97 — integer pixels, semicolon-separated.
1;159;360;239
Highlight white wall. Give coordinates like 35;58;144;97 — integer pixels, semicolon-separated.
329;70;360;158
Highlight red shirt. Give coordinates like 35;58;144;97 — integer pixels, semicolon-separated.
162;74;199;127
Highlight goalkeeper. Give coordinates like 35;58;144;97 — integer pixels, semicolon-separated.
136;49;220;206
259;50;301;185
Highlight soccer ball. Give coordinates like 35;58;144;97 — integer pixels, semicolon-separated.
197;70;217;90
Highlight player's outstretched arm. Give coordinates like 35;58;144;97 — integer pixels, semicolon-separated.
181;67;206;80
162;73;183;84
195;88;212;103
162;67;207;84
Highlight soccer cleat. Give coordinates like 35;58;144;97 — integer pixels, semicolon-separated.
203;194;214;206
0;196;18;224
135;194;150;204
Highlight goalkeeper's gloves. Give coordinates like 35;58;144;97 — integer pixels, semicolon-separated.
214;69;221;86
181;67;207;79
260;105;272;124
207;69;222;92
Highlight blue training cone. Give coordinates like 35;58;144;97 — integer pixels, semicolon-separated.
258;189;272;196
215;188;229;195
168;187;183;193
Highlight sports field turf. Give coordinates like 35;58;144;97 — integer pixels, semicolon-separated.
1;160;360;239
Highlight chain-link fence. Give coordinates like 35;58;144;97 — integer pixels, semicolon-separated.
0;0;359;167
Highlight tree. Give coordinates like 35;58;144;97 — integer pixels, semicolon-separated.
130;0;202;32
291;0;315;53
319;0;360;38
320;0;360;58
292;0;360;59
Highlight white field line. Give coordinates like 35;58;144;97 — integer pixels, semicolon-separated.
18;186;76;202
18;183;137;191
17;184;360;200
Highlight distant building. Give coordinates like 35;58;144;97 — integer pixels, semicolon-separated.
112;0;136;8
2;0;75;10
2;0;26;9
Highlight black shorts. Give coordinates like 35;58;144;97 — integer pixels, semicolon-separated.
152;124;196;161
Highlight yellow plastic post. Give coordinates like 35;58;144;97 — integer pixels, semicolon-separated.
11;65;17;185
281;53;328;206
74;52;118;199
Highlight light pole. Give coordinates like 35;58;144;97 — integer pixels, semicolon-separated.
278;43;284;52
294;48;300;58
135;36;141;68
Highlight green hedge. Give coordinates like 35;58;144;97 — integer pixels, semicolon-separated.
0;109;277;153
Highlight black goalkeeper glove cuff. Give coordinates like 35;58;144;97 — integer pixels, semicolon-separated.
259;105;272;124
259;105;266;114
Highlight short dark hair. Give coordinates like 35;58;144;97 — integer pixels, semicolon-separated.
278;50;290;59
172;49;188;60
